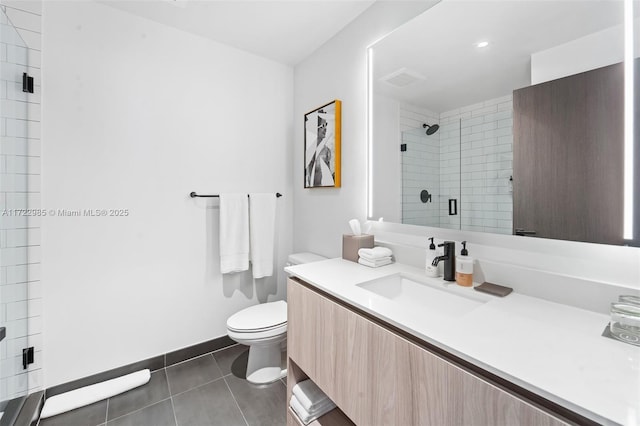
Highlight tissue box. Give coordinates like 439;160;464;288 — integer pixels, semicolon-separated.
342;234;374;262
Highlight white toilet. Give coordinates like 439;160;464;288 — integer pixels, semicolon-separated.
226;252;327;384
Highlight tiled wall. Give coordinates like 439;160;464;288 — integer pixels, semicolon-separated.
0;0;42;400
399;104;439;226
437;116;461;230
398;95;513;234
440;95;513;235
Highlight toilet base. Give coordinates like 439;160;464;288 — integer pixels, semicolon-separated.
246;345;286;384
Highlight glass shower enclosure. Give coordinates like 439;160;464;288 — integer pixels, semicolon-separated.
400;110;513;234
0;7;32;420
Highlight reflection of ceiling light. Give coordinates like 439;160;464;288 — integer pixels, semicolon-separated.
476;41;489;48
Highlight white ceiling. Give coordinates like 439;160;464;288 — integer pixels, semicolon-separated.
101;0;376;66
372;0;625;113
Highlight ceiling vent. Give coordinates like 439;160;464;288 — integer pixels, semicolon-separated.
380;68;425;87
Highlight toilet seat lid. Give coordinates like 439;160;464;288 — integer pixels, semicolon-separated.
227;300;287;332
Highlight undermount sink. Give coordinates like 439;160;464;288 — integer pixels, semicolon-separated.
356;273;488;318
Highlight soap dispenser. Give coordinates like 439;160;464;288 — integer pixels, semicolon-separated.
425;237;439;277
455;241;474;287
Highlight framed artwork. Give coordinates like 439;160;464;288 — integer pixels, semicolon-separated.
304;100;341;188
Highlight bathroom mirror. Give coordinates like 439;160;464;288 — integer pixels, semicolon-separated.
369;0;638;245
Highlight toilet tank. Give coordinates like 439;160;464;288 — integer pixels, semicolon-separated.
286;252;327;267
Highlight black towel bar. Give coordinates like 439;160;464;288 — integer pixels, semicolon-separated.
190;192;282;198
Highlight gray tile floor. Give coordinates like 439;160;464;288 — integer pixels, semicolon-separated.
37;344;288;426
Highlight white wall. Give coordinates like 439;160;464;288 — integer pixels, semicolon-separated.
293;1;438;257
531;23;624;84
42;1;293;387
371;94;400;223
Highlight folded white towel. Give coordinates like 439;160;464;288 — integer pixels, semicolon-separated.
290;395;336;425
219;194;249;274
359;255;392;265
292;379;330;412
358;246;393;260
358;257;393;268
249;193;277;279
359;253;394;263
295;395;335;416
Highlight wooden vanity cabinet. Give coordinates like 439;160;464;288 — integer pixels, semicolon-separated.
287;278;570;426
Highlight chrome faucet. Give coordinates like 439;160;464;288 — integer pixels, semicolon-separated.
431;241;456;281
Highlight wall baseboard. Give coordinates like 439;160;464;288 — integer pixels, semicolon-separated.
45;335;235;399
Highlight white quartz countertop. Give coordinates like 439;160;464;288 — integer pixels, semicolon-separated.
285;258;640;426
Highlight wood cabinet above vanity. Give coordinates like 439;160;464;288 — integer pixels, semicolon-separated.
513;61;627;245
286;277;596;426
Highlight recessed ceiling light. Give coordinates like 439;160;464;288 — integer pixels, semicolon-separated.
476;41;490;48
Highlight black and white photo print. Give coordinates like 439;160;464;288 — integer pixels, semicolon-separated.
304;100;341;188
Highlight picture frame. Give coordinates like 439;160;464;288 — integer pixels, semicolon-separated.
304;100;341;188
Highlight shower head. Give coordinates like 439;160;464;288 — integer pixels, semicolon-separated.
423;123;440;135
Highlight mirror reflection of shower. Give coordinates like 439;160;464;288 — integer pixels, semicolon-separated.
400;124;448;228
423;123;439;135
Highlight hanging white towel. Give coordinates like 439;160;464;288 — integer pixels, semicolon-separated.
249;193;277;279
219;194;249;274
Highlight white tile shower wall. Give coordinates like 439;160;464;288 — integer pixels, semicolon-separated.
438;117;460;230
399;104;439;227
439;95;513;235
399;103;436;133
0;0;42;398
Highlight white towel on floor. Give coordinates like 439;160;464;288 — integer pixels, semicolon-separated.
358;246;393;260
290;395;336;425
249;193;277;279
40;369;151;419
219;194;249;274
358;257;393;268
